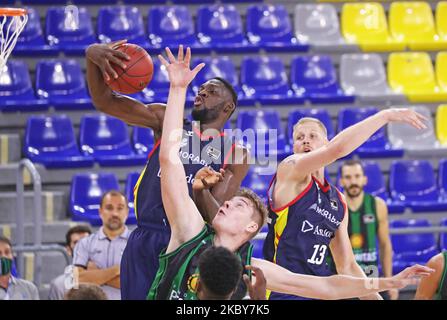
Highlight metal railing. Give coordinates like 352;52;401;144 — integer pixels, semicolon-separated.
15;159;70;287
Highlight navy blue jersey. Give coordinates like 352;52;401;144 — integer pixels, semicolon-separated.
133;121;235;230
263;175;346;299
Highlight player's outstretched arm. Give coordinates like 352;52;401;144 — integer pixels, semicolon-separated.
86;40;166;134
280;108;428;182
252;258;433;300
158;46;206;254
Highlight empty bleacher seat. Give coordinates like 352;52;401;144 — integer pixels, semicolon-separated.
287;108;334;144
294;4;347;49
341;3;405;52
388;106;440;152
436;52;447;93
389;1;447;51
196;4;254;52
236;110;289;160
390;219;440;274
240;56;301;105
246;4;308;52
389;160;447;212
337;107;403;158
439;158;447;200
147;5;207;53
191;56;253;106
291;55;354;104
340;53;405;103
35;59;92;110
387;52;447;102
241;166;275;202
46;6;96;55
97;6;149;48
12;7;54;55
0;60;48;112
437;2;447;43
436;105;447;146
440;218;447;250
24;115;94;168
132;126;155;156
70;172;121;226
124;172;139;224
80;114;147;166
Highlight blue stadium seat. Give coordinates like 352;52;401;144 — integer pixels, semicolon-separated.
246;4;308;52
240;56;303;105
287;108;334;144
196;5;255;53
140;59;194;104
0;60;48;112
97;6;149;48
70;173;121;226
12;7;55;55
236;110;289;160
147;6;208;53
79;114;147;167
46;6;96;55
72;0;116;3
251;238;265;259
173;0;213;3
291;55;354;104
35;59;92;110
439;159;447;200
24;115;94;168
191;57;254;106
390;219;439;274
124;172;139;225
390;160;447;212
241;166;274;202
132;126;155;156
440;218;447;250
337;107;404;158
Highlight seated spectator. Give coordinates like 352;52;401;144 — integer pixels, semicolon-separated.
73;190;131;300
64;283;107;300
0;236;39;300
48;225;92;300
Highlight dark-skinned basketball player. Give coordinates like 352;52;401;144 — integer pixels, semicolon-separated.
85;40;249;300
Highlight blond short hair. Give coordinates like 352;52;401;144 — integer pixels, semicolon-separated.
236;188;268;234
292;117;328;141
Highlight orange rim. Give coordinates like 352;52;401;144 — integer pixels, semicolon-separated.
0;8;27;17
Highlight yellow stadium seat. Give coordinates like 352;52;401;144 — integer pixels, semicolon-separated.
341;3;405;51
388;52;447;102
389;1;447;50
436;52;447;92
436;105;447;145
437;2;447;42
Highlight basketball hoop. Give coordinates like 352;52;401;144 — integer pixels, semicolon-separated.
0;8;27;71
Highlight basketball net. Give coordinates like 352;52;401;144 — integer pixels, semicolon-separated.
0;8;27;72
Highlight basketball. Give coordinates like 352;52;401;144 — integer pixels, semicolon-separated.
106;43;153;94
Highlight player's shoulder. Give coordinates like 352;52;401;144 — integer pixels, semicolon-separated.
373;195;387;210
427;252;446;271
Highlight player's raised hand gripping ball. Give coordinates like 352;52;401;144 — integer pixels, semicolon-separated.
105;41;154;94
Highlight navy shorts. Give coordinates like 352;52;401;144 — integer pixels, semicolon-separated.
120;226;170;300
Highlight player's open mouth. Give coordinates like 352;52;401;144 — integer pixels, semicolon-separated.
194;96;204;107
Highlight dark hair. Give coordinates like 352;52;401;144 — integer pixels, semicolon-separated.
212;77;238;114
0;236;12;252
198;246;242;298
64;283;107;300
340;160;364;176
99;190;128;208
65;225;92;246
